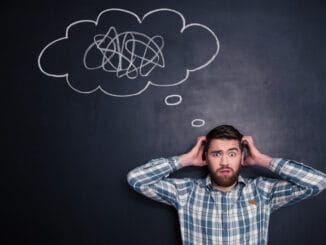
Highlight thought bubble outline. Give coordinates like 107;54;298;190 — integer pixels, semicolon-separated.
191;119;205;127
38;8;220;97
164;94;182;106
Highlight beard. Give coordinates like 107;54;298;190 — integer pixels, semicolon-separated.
208;166;240;187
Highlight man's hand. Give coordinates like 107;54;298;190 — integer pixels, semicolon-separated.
179;136;207;167
241;136;272;168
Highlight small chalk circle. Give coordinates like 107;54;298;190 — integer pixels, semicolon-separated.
164;94;182;106
191;119;205;127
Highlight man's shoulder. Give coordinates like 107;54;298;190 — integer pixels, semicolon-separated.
241;175;281;187
171;176;208;188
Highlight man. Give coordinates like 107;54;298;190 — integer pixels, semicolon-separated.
127;125;326;244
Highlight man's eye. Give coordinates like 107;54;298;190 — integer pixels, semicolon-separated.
229;152;236;157
213;152;220;157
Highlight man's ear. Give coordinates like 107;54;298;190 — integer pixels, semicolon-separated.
202;140;207;161
202;151;207;161
241;142;248;159
240;151;245;166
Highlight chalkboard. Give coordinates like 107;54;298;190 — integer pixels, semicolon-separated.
4;0;326;244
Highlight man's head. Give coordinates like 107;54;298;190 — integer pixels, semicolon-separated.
203;125;244;190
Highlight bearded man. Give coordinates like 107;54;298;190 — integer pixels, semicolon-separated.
127;125;326;245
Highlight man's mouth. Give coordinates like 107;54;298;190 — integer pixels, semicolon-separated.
218;169;232;175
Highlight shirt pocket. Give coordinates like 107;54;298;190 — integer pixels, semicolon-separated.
241;198;259;217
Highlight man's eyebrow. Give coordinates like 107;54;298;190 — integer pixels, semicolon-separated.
210;150;223;153
228;148;239;152
210;148;239;153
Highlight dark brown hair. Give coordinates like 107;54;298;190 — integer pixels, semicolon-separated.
203;125;244;160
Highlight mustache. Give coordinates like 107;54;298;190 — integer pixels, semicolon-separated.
216;167;233;172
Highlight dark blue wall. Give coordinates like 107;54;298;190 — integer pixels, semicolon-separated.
4;0;326;244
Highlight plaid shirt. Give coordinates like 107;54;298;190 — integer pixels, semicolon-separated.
127;157;326;245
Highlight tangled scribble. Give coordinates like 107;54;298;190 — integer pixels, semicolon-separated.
83;27;165;79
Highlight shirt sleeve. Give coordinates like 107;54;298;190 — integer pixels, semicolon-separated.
257;158;326;212
127;156;193;209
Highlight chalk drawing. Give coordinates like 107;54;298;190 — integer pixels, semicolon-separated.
191;119;205;128
38;8;220;97
83;26;165;79
164;94;182;106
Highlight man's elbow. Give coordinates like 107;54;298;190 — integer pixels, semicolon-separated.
126;171;135;187
315;180;326;194
126;170;142;190
307;182;326;196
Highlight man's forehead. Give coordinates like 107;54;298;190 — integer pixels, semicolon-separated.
209;138;240;150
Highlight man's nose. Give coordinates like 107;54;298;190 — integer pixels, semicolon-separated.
220;155;228;166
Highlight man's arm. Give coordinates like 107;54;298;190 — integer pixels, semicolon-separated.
263;158;326;211
241;136;326;212
127;137;207;209
127;156;187;208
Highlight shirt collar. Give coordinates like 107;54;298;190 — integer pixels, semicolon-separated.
204;174;247;189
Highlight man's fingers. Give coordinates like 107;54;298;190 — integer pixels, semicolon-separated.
196;136;207;147
197;136;206;142
241;136;254;148
242;136;262;158
241;136;253;143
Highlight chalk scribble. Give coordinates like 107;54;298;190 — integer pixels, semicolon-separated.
38;8;220;128
38;8;219;97
83;27;165;79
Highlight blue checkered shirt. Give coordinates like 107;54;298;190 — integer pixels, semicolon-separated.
127;157;326;245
